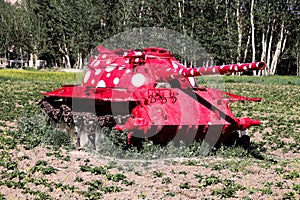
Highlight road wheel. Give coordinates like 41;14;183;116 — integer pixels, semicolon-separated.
223;131;240;147
237;135;251;149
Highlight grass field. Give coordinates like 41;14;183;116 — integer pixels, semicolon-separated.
0;69;299;199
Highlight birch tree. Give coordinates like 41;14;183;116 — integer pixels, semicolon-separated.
236;0;242;63
250;0;256;75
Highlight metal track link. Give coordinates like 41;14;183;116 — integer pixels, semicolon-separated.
40;100;130;150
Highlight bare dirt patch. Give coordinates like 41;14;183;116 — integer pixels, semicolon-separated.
1;145;299;199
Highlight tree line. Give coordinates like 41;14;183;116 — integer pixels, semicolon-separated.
0;0;299;75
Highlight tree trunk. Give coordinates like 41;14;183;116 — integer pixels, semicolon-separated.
75;52;82;69
297;50;300;76
297;38;300;76
270;21;285;75
138;1;144;46
178;0;187;65
58;40;71;68
266;21;275;75
258;32;266;76
243;30;251;62
65;54;71;68
250;0;256;75
236;0;242;63
226;0;234;63
258;23;269;76
29;53;33;68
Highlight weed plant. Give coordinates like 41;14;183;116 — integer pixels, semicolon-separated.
15;112;72;149
95;127;220;160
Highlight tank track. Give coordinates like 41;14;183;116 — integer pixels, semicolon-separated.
40;100;129;149
40;99;252;150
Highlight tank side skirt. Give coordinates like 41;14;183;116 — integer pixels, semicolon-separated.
181;89;238;127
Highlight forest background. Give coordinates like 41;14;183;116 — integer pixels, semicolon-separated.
0;0;299;75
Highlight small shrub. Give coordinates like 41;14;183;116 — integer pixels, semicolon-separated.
16;112;71;149
121;179;135;186
292;183;300;193
179;171;188;175
75;177;83;182
153;171;165;178
283;170;300;180
212;180;244;198
165;191;175;197
137;193;146;199
179;182;190;189
0;193;5;200
282;192;296;199
162;177;172;184
102;185;122;193
106;173;126;182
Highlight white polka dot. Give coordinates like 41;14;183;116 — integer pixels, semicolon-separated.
91;59;97;65
172;61;179;69
235;66;238;71
91;79;95;84
212;68;216;73
243;66;247;70
96;80;106;88
93;60;100;66
179;69;183;74
106;73;111;78
118;66;125;70
106;59;112;64
135;52;142;56
125;60;129;64
126;69;131;73
135;58;139;62
84;71;91;83
190;69;194;76
102;54;107;59
105;66;115;72
131;73;145;87
188;77;196;87
95;69;101;75
113;77;120;85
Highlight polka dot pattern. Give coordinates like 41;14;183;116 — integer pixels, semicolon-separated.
83;70;91;83
97;80;106;88
113;77;120;85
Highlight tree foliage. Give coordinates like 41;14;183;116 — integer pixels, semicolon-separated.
0;0;299;75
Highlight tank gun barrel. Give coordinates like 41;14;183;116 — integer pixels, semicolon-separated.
170;62;266;77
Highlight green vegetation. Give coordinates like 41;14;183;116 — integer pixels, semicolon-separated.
153;171;166;178
179;182;190;189
0;69;299;199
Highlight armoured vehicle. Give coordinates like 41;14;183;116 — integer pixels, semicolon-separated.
40;46;265;149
